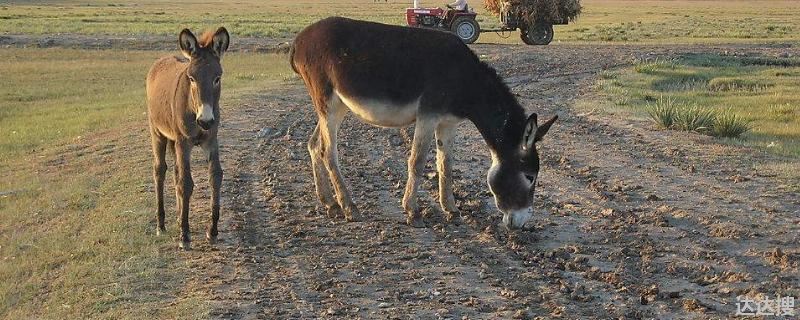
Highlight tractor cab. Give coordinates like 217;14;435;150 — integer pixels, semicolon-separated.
405;6;480;44
405;7;446;28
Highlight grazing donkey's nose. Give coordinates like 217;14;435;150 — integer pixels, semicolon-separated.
197;118;214;130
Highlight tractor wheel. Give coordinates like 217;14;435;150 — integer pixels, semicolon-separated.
451;17;480;44
521;22;554;45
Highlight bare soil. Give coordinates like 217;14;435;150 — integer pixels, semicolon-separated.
168;43;799;319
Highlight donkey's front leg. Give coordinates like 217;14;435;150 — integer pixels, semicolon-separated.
402;118;435;228
150;132;168;235
204;138;222;244
174;140;194;250
435;120;460;220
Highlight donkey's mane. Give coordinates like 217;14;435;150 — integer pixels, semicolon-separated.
478;61;518;107
198;30;215;48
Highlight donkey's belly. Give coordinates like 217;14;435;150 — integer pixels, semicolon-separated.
154;124;179;141
335;91;418;128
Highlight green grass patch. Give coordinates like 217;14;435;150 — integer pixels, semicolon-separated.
672;105;716;133
634;58;676;74
599;53;800;157
0;47;294;318
646;96;752;137
559;0;800;44
707;77;772;92
652;74;710;92
2;1;800;45
713;111;752;138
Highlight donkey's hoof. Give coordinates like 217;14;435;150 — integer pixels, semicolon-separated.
156;227;166;236
206;232;218;245
444;211;461;223
345;208;362;222
407;215;425;228
178;241;192;251
326;205;343;219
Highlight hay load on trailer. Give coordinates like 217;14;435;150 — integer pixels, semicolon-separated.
404;0;579;45
484;0;581;45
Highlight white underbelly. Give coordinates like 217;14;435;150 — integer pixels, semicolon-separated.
335;91;419;128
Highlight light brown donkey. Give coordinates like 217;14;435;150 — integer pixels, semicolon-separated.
146;27;229;250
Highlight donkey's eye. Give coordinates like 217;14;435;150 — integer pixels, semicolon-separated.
213;77;221;86
524;174;535;183
188;76;196;83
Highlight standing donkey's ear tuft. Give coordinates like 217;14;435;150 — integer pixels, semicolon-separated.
178;29;198;60
522;113;539;151
534;115;558;143
211;27;230;58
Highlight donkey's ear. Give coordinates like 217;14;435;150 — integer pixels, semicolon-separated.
522;113;538;151
534;115;558;143
211;27;230;58
178;29;198;60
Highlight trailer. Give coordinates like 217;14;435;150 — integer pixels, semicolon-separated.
405;0;577;45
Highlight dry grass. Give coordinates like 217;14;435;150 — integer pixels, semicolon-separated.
484;0;582;23
0;47;294;318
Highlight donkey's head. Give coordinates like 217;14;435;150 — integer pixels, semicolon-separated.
178;27;230;130
487;113;557;229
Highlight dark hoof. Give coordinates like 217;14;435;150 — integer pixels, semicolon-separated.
326;205;343;219
156;227;166;236
206;231;218;244
179;233;191;250
178;240;192;250
444;211;461;223
345;207;362;222
407;215;425;228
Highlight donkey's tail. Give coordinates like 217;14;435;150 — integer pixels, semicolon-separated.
288;42;299;74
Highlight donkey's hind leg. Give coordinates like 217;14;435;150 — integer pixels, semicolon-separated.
317;94;361;222
150;131;168;235
308;122;342;218
402;117;436;228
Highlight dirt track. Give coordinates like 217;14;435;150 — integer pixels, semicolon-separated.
175;43;799;319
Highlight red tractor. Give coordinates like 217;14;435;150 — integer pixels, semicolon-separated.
406;2;570;45
406;6;480;44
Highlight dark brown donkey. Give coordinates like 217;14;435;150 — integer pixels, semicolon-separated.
291;17;557;229
146;27;229;249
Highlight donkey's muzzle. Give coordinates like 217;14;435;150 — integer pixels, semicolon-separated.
197;118;214;130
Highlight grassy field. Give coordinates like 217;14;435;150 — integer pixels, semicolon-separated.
0;47;294;318
595;54;800;157
557;0;799;43
1;0;799;318
1;0;799;44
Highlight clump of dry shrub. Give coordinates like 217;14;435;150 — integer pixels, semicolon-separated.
484;0;581;24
